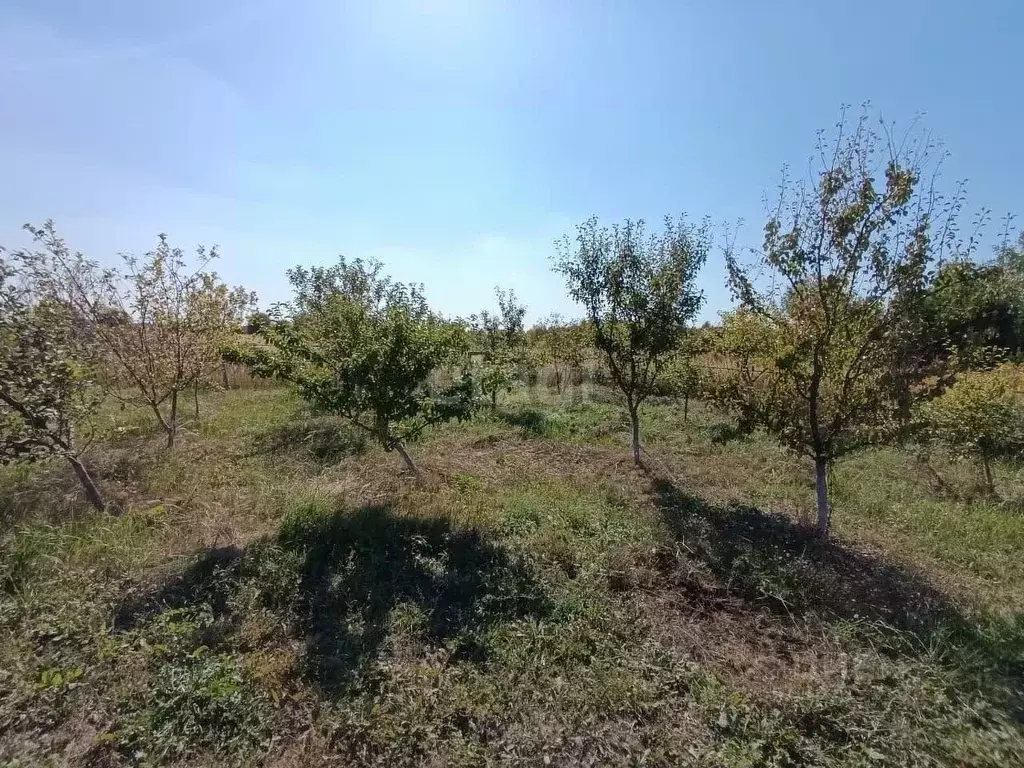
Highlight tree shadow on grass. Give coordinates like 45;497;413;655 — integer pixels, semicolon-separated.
496;408;549;438
704;421;748;445
115;503;552;696
249;416;367;465
651;478;1024;718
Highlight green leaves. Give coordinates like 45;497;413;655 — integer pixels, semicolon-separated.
718;111;952;463
715;109;964;535
915;250;1024;369
0;248;105;508
920;365;1024;471
239;257;479;475
554;215;709;462
0;255;98;465
471;288;527;408
555;216;709;400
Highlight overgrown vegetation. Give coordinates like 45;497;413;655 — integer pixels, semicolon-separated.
2;388;1021;766
2;108;1024;766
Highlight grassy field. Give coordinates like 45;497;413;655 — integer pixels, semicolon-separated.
1;385;1022;767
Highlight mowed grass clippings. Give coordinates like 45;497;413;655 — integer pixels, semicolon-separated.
1;386;1022;766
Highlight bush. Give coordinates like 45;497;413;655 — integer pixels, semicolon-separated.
920;364;1024;495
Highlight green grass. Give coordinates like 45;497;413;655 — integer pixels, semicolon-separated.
1;385;1022;766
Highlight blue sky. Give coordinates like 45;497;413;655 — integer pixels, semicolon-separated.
2;1;1021;323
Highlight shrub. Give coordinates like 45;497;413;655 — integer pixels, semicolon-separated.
920;364;1024;495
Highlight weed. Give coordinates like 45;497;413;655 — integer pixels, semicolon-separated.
1;388;1022;765
122;650;272;763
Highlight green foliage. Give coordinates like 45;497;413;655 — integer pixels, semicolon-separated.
477;356;517;407
919;260;1023;364
529;314;590;394
0;249;104;508
0;258;95;464
127;650;271;762
993;230;1024;358
471;288;527;409
656;330;712;405
920;365;1024;493
909;233;1024;381
225;257;478;476
712;308;834;449
718;108;965;536
554;214;709;462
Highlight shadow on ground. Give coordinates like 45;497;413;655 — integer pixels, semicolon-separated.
651;477;1024;718
115;503;552;696
704;421;749;445
249;416;367;464
496;408;549;438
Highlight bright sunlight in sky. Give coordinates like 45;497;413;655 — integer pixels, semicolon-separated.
1;1;1021;322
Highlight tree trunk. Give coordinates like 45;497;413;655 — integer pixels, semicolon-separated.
555;370;563;395
167;389;178;449
683;393;689;423
222;362;231;390
193;381;200;419
982;457;996;498
628;403;642;466
149;401;170;436
490;389;497;412
814;456;830;538
393;441;423;482
66;454;105;511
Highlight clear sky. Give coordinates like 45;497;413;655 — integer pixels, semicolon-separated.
2;1;1021;323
